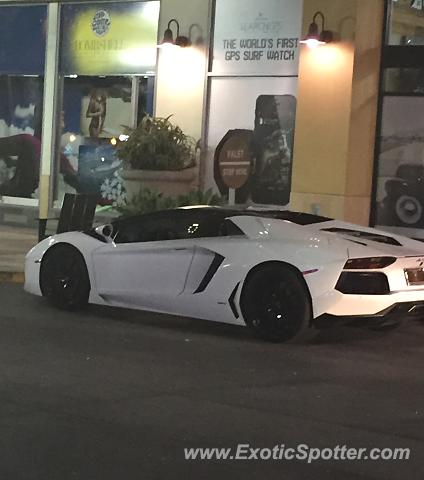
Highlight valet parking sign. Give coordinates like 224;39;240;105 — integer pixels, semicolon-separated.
212;0;302;76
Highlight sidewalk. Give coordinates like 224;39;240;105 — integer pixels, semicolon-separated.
0;225;38;282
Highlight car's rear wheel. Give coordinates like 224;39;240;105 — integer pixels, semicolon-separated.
240;264;314;343
40;244;90;310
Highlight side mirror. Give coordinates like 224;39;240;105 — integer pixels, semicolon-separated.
95;224;114;243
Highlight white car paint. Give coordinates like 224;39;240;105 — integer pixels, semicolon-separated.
24;208;424;327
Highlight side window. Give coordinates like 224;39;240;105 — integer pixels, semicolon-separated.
220;218;245;237
115;212;179;244
171;211;225;239
113;219;141;244
114;210;246;244
173;211;245;239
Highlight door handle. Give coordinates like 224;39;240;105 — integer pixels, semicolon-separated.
174;247;187;251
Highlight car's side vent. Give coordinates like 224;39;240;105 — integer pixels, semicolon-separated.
228;283;240;319
194;253;225;294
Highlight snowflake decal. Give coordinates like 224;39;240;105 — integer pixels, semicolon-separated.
100;170;126;205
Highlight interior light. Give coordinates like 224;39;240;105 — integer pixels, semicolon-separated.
158;42;179;51
301;38;325;49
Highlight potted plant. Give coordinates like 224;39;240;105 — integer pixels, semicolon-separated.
117;115;199;199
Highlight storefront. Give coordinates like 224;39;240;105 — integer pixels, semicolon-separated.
373;0;424;239
0;0;159;226
1;0;419;237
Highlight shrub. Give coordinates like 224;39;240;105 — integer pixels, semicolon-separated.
117;115;197;171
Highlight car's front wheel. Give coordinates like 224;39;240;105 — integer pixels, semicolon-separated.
240;263;314;343
40;244;90;310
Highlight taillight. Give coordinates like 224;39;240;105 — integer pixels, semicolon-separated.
344;257;396;270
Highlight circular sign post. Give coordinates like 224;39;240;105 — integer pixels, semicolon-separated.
217;131;252;204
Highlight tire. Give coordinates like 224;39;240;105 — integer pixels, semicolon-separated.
40;244;90;310
240;263;314;343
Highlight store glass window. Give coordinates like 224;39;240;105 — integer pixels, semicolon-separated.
55;1;159;207
389;0;424;45
374;94;424;234
384;67;424;93
0;5;46;202
373;1;424;237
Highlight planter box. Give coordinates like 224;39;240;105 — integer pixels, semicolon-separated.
121;167;198;200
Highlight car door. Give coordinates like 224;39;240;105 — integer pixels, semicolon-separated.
92;210;197;310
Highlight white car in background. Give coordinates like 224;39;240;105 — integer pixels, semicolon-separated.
25;206;424;342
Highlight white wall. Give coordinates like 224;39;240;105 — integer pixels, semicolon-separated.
154;0;210;141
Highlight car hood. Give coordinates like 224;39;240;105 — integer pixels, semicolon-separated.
310;220;424;259
230;215;424;259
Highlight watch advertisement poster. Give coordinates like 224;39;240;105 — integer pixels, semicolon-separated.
212;0;301;76
207;0;301;206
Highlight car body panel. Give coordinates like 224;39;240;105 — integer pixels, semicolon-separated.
24;207;424;326
92;239;196;309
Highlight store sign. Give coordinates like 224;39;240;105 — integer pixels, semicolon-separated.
61;1;160;75
212;0;302;76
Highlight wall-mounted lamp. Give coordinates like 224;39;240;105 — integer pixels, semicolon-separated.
158;19;190;49
188;23;205;47
300;11;334;48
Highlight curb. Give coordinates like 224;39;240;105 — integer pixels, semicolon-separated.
0;272;25;284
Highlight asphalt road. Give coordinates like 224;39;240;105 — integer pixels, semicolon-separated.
0;283;423;480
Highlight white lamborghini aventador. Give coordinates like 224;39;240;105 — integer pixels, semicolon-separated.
24;206;424;342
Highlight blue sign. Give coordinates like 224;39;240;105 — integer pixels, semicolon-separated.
0;6;46;75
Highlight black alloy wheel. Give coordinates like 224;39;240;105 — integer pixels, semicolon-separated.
40;244;90;310
241;264;314;343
